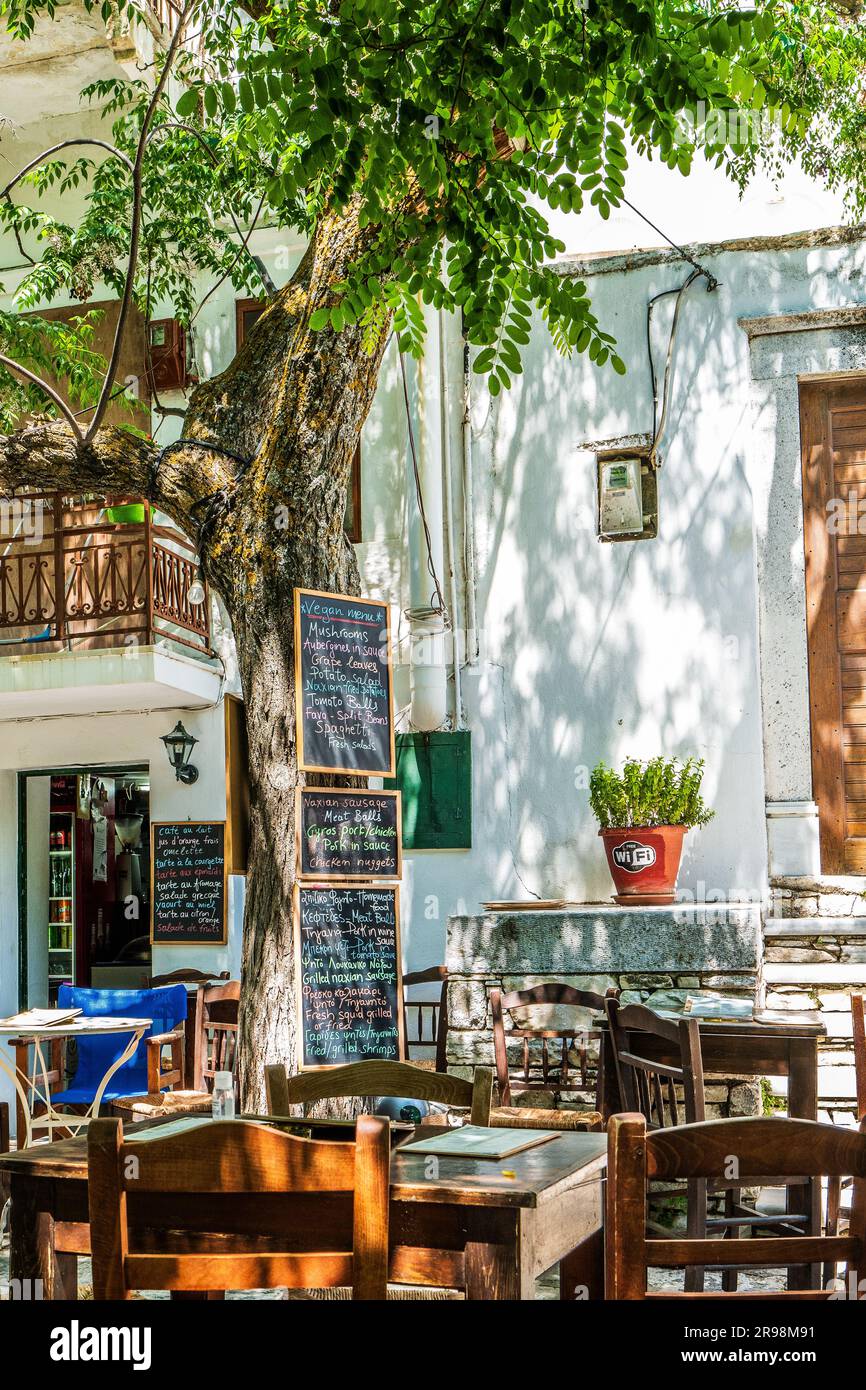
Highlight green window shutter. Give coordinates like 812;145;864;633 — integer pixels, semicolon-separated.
383;732;472;850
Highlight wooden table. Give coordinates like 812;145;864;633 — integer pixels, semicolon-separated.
598;1009;826;1121
0;1118;607;1301
598;1008;827;1289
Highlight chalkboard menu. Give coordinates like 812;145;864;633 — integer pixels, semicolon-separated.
294;885;403;1068
151;821;228;945
294;588;395;776
297;788;401;881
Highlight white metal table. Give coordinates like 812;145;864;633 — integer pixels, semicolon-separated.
0;1016;151;1148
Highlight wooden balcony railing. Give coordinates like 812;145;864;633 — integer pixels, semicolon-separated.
0;494;211;658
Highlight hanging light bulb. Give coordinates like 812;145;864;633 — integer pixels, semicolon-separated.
188;568;206;606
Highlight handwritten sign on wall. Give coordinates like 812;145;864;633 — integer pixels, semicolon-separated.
294;588;395;775
294;884;403;1068
151;821;227;945
296;788;401;881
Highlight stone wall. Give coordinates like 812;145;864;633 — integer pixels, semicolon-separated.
765;876;866;1123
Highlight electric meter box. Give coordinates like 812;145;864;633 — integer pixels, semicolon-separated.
598;455;644;538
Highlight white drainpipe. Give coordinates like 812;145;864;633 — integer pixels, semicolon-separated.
461;323;479;666
407;304;448;732
440;308;464;728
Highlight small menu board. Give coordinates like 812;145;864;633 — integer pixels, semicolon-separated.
151;821;227;945
294;588;395;776
296;788;401;882
294;884;403;1068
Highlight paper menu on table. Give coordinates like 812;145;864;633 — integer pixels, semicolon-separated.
398;1124;560;1161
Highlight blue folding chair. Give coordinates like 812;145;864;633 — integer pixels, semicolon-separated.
52;985;187;1106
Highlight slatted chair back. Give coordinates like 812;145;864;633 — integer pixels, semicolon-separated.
193;980;240;1092
605;997;705;1128
402;966;448;1072
491;983;609;1107
88;1115;390;1300
265;1058;493;1125
606;1113;866;1300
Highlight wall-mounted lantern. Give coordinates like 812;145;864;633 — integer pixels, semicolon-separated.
161;720;199;785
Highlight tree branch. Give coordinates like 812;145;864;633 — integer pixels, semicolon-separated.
0;140;134;202
0;355;84;442
85;0;196;442
0;420;236;543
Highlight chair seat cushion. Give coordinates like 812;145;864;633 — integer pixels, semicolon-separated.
111;1091;213;1120
489;1106;602;1131
284;1287;462;1300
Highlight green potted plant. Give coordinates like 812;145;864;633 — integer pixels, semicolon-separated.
589;756;713;905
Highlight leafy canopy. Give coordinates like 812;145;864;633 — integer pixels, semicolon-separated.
1;0;865;423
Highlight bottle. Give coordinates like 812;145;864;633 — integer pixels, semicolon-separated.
212;1071;235;1121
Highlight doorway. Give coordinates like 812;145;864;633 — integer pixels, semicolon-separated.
18;764;151;1007
801;378;866;872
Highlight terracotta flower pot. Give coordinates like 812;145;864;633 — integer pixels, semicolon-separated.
599;825;686;906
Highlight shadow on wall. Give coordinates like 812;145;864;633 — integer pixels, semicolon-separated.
467;265;772;905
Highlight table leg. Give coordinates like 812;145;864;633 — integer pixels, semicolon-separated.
463;1210;531;1300
560;1226;604;1300
786;1037;821;1291
88;1025;147;1121
8;1174;77;1300
0;1044;37;1149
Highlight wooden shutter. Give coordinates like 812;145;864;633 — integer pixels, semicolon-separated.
801;377;866;872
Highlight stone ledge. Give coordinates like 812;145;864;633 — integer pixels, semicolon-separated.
446;904;762;976
771;875;866;894
764;918;866;937
764;963;866;984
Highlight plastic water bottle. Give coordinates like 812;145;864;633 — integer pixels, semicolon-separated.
212;1071;235;1120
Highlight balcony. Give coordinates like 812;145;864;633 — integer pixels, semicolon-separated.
0;494;222;717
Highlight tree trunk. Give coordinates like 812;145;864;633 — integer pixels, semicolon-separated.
0;200;392;1111
231;556;361;1112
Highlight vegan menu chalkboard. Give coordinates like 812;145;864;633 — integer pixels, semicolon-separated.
294;588;395;776
151;821;227;945
294;885;403;1068
296;788;401;881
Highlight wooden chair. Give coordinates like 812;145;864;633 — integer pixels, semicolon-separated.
606;1113;866;1299
188;980;239;1092
88;1114;390;1300
0;1101;8;1208
150;968;231;1085
402;966;448;1072
605;997;812;1292
491;983;609;1108
266;1058;493;1125
825;993;866;1281
112;980;239;1122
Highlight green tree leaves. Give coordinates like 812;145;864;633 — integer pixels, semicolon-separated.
2;0;864;411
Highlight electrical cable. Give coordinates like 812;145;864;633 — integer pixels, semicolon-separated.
622;197;719;290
